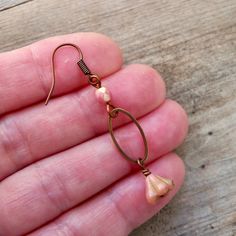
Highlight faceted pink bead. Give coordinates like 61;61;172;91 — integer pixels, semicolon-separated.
145;174;174;204
95;86;111;103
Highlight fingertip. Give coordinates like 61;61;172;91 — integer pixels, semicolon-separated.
153;152;186;187
66;32;123;71
126;64;166;103
169;99;189;136
160;99;189;148
75;32;124;76
110;63;166;111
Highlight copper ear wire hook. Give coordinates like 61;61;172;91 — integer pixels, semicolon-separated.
45;43;84;105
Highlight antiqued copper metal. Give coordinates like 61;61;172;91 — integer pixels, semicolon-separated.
77;59;91;75
106;102;118;118
45;43;84;105
137;158;151;176
108;107;148;163
88;74;101;88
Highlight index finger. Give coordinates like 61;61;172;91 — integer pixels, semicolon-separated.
0;32;123;115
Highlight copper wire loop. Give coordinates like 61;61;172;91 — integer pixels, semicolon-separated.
106;102;118;118
88;74;101;88
108;108;149;163
142;169;151;177
137;158;151;176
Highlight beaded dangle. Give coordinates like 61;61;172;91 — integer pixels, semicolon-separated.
45;44;174;204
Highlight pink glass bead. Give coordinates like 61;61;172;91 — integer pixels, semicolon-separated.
145;174;174;204
95;86;111;103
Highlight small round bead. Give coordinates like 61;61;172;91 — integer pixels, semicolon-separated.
95;86;111;103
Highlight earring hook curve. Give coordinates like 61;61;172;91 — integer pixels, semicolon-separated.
45;43;84;105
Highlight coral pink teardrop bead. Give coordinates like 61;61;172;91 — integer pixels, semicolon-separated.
95;86;111;103
145;174;174;204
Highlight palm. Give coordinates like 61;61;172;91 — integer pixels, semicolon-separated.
0;33;188;236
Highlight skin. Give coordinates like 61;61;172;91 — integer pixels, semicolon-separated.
0;33;188;236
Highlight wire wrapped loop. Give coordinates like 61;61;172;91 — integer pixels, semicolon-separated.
137;158;151;176
88;74;101;88
106;102;118;118
108;107;148;163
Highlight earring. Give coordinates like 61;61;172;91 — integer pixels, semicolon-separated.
45;44;174;204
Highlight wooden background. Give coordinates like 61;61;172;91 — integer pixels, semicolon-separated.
0;0;235;235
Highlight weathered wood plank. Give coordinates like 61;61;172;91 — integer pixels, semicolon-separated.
0;0;235;235
0;0;32;11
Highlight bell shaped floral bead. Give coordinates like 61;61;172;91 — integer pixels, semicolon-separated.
95;86;111;103
145;174;174;204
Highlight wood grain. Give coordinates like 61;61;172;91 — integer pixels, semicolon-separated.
0;0;32;11
0;0;235;235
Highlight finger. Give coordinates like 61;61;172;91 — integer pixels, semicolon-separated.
29;153;185;236
0;64;166;179
0;100;188;235
0;32;123;115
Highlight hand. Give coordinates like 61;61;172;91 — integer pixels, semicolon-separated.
0;33;188;236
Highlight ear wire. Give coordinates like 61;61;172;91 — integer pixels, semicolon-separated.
45;43;83;105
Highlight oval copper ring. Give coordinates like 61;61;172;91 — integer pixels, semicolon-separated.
108;107;148;163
